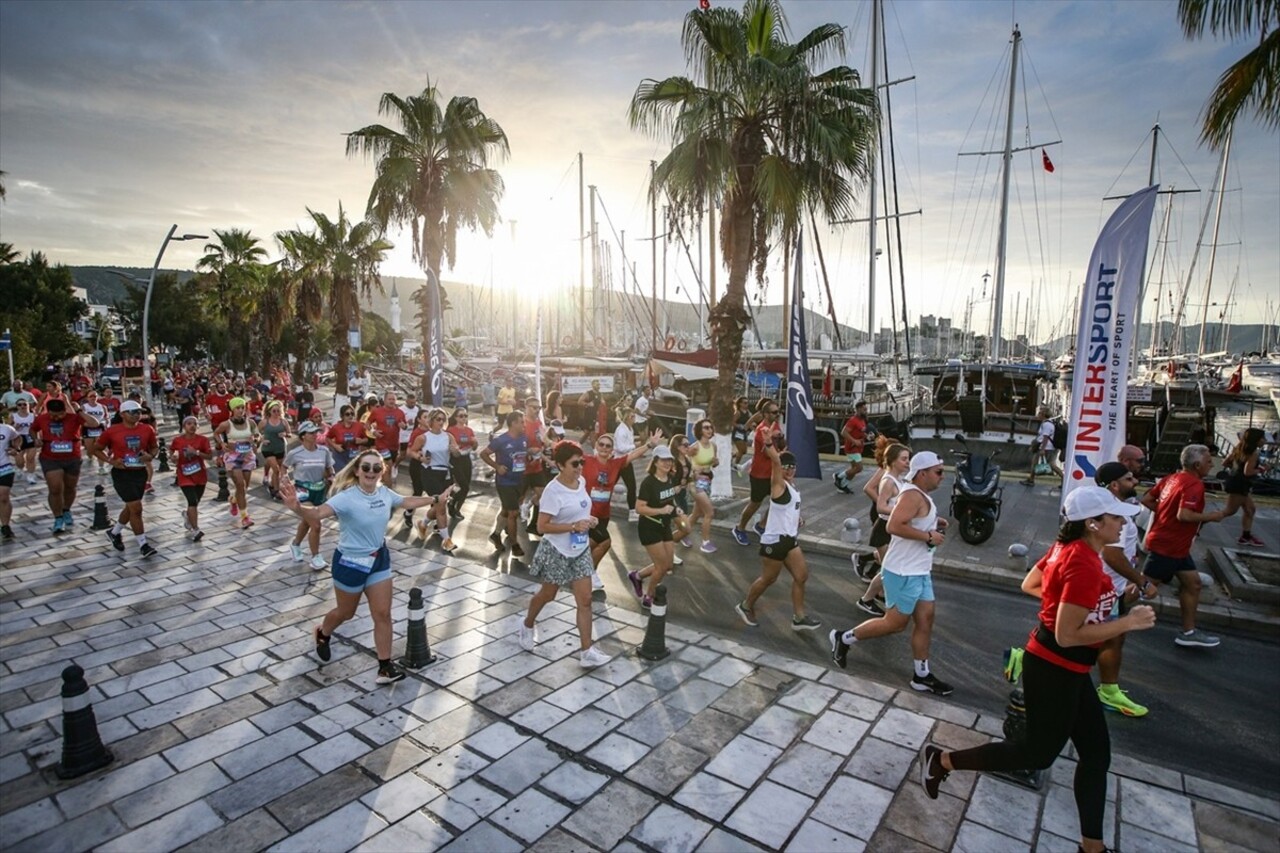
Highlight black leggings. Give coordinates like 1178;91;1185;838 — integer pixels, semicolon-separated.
949;652;1110;840
450;455;472;513
619;461;637;510
408;460;426;497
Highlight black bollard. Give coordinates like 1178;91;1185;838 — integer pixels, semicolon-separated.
215;465;230;502
156;438;170;473
55;665;114;780
636;584;671;661
992;685;1045;790
399;587;437;669
89;485;111;531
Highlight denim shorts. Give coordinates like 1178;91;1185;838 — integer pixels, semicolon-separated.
331;544;392;594
881;570;934;615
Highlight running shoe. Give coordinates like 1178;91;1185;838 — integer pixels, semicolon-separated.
791;614;821;632
489;531;505;551
641;595;653;610
734;601;758;627
579;646;612;668
918;743;949;800
1020;478;1035;487
627;571;644;598
829;630;850;669
911;673;954;696
230;502;239;517
241;516;254;530
856;597;886;617
314;626;331;662
672;554;683;566
700;540;717;554
510;543;525;558
441;538;457;553
1;525;13;541
108;529;124;552
680;536;693;548
517;622;538;651
62;510;73;527
375;662;406;685
309;554;327;570
591;570;605;591
52;516;66;535
451;511;466;521
290;543;305;562
753;521;766;538
144;482;154;495
140;543;158;559
190;529;204;542
1174;629;1220;648
26;473;37;485
1243;533;1266;547
1097;685;1148;717
731;527;750;546
403;510;414;528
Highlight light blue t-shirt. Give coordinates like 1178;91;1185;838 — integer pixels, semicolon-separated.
324;484;404;555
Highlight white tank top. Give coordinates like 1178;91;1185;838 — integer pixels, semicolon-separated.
423;430;451;469
10;412;34;436
760;483;801;543
877;472;901;521
881;482;937;577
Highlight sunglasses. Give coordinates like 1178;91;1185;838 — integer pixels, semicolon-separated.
767;410;779;415
566;459;583;468
431;416;445;422
359;463;385;474
596;442;614;449
782;464;797;470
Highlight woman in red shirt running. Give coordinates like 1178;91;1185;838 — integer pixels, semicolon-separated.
917;486;1155;853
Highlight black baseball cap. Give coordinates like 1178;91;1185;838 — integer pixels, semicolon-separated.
1094;461;1130;487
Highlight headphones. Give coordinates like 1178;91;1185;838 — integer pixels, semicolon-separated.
1089;522;1100;531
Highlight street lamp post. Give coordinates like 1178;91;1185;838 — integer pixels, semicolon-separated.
144;225;206;409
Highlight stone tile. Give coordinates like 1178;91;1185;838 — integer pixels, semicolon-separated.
954;820;1031;853
696;827;767;852
206;758;320;821
175;808;289;853
101;722;186;765
585;654;647;687
426;777;508;830
819;670;897;701
1041;783;1116;848
544;707;621;752
55;753;175;819
699;656;756;686
125;688;227;731
98;661;188;697
592;680;661;718
463;721;529;759
842;736;917;791
406;705;494;752
20;804;127;853
527;656;590;689
767;741;844;797
299;730;374;774
785;819;866;853
619;702;692;743
478;739;562;795
586;732;651;772
267;764;378;832
725;780;814;850
708;681;776;720
664;678;731;715
635;659;700;693
1109;750;1184;791
539;761;609;805
831;690;888;721
216;726;318;780
1185;775;1280;822
1;797;62;846
172;693;270;739
704;734;782;788
810;774;894;840
964;774;1043;841
360;770;441;824
477;677;554;716
489;788;571;844
630;803;714;853
1119;777;1196;843
527;827;601;853
543;676;615;713
418;744;491;790
356;738;431;782
884;779;966;850
402;689;469;724
1192;800;1280;853
866;827;937;852
139;667;229;703
99;800;225;853
266;800;388;853
892;689;978;728
164;718;265;772
672;708;750;754
438;820;524;853
113;761;232;828
803;707;871;753
742;704;811;749
674;772;749;822
356;810;454;853
562;780;659;851
778;681;837;715
355;708;421;746
1117;822;1199;853
626;739;709;797
870;706;935;750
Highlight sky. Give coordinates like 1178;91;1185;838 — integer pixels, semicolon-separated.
1;0;1277;348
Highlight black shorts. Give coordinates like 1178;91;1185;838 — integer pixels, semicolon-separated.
111;469;148;502
588;516;611;544
262;450;285;460
423;468;453;496
0;472;14;489
19;436;35;451
40;457;82;477
638;517;673;546
1144;551;1197;583
869;518;891;548
497;484;522;512
523;470;549;490
749;475;772;504
1222;475;1252;496
180;484;206;507
760;535;799;560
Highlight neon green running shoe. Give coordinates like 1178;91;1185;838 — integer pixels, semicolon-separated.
1002;647;1024;683
1097;685;1148;717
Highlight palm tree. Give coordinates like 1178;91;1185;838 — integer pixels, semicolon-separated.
629;0;877;427
301;204;393;400
196;228;268;369
275;228;329;384
345;83;508;396
0;242;18;265
1178;0;1280;149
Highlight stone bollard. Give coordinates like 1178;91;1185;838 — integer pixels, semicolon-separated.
55;665;114;780
1007;543;1029;572
399;587;437;669
90;485;111;531
636;584;671;661
839;517;863;544
155;438;171;473
215;465;230;503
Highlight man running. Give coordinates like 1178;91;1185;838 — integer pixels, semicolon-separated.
203;378;233;433
732;401;782;545
100;400;159;557
834;400;869;494
829;450;954;695
365;391;405;486
0;418;19;539
481;412;527;557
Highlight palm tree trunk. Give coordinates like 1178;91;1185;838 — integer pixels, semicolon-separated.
334;329;350;398
708;192;755;429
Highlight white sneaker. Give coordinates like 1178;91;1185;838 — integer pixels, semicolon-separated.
579;646;612;668
25;473;37;485
517;622;538;651
672;554;684;566
591;570;605;591
309;554;327;570
628;509;640;523
290;544;305;562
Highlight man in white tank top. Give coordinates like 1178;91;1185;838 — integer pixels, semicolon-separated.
829;451;955;696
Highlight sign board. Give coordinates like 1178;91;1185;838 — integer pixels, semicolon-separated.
561;375;615;395
1126;385;1153;402
0;331;10;352
347;328;362;351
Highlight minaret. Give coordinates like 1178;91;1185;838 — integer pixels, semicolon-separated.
389;278;401;334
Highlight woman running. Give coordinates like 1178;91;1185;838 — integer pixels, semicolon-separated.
282;449;451;686
857;440;911;617
447;407;476;520
582;429;660;591
667;434;692;565
627;444;683;609
171;415;212;541
0;419;19;540
285;421;336;569
406;408;459;552
213;397;260;529
9;399;38;485
260;400;292;499
684;418;719;553
79;388;109;476
517;440;613;669
918;486;1154;853
614;408;640;522
1222;427;1265;546
325;405;368;472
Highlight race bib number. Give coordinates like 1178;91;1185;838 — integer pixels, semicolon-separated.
50;441;74;454
0;464;14;477
379;449;392;460
510;452;526;474
569;530;589;549
235;441;252;455
590;488;611;503
338;552;375;572
123;453;143;468
301;480;326;491
695;475;712;494
85;429;103;438
180;462;202;476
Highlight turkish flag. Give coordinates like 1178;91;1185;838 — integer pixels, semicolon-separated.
822;363;833;397
1042;150;1055;173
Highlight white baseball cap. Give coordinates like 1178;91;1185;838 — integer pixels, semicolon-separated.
119;400;143;413
1062;486;1141;522
652;444;674;459
297;421;321;435
907;450;944;479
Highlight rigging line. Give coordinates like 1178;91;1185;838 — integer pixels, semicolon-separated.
873;24;902;375
1018;70;1051;310
594;193;666;336
880;33;914;370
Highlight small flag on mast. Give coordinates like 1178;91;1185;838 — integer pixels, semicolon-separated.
1042;150;1055;173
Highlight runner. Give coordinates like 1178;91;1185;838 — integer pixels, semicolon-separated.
31;398;100;534
213;397;260;529
446;407;476;520
171;415;212;541
918;486;1154;853
834;400;870;493
203;379;233;432
582;428;660;591
281;449;451;686
683;418;719;553
855;440;912;617
480;412;527;557
365;391;405;487
100;400;159;558
259;400;292;500
1221;427;1265;546
497;379;516;420
1;380;35;410
285;421;336;569
405;408;458;552
735;446;821;632
732;401;782;545
666;434;692;565
521;397;549;532
517;440;613;669
9;399;38;484
398;392;421;471
325;404;368;471
730;396;752;471
0;418;19;539
627;444;684;609
613;407;640;522
828;451;955;695
79;388;109;475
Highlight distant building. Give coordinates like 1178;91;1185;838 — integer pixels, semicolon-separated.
389;278;401;334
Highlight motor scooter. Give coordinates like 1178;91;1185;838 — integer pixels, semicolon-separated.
949;434;1003;544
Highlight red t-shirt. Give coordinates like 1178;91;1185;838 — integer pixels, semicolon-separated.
204;393;233;427
33;413;86;459
1025;539;1116;674
171;433;212;486
99;422;158;470
448;425;476;454
1143;471;1205;559
99;395;121;415
749;420;781;479
325;421;368;453
367;407;405;453
842;414;868;455
525;418;545;473
582;455;630;520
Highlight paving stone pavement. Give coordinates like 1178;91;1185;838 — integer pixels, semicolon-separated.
0;468;1277;852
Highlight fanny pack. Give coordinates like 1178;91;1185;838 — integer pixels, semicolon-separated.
1032;624;1099;668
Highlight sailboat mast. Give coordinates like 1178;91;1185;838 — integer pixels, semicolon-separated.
1196;129;1231;356
990;26;1020;362
866;0;880;351
579;152;585;350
